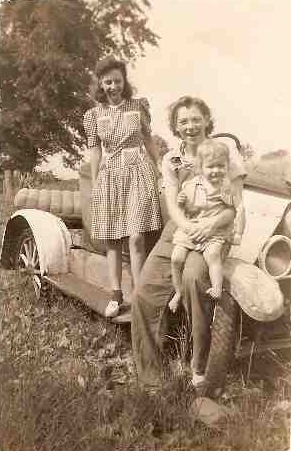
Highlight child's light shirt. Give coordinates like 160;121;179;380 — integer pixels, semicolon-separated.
181;175;240;221
173;175;241;251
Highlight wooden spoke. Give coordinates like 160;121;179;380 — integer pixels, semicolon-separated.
32;243;39;266
17;230;42;300
23;242;31;260
19;253;29;267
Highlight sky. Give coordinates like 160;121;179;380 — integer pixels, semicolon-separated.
43;0;291;177
129;0;291;153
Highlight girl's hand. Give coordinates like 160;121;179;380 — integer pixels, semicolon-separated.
177;191;187;206
148;158;160;179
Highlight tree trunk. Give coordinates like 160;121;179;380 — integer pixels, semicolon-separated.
3;170;13;202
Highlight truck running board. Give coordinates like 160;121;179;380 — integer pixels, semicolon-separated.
43;273;131;324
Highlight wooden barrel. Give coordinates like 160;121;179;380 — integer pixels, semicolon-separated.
25;189;40;208
38;189;51;210
13;188;81;218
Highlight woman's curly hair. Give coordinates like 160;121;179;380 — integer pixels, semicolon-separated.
91;56;133;104
168;96;214;137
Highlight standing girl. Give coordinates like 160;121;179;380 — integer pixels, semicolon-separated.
83;56;162;317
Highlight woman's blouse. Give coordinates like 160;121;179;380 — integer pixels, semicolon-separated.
83;98;151;154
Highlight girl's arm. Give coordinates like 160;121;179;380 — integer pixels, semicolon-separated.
90;145;102;186
143;135;160;178
83;109;102;186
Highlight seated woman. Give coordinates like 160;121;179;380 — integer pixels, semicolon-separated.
131;96;246;388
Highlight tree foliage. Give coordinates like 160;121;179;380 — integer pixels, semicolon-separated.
152;134;171;160
0;0;158;171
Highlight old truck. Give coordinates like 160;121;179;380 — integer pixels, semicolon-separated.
1;134;290;397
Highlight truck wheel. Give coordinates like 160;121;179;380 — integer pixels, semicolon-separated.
201;291;238;398
13;228;42;299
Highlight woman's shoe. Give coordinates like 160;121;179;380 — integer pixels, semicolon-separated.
105;300;120;318
104;290;123;318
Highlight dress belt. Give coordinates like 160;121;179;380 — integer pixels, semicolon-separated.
102;146;145;168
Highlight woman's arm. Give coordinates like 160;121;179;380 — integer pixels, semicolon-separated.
231;177;246;244
189;176;245;242
188;208;235;242
165;183;191;231
90;145;102;186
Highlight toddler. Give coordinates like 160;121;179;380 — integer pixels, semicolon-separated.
169;139;245;312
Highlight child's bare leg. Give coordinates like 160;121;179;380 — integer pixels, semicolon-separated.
203;242;224;299
170;245;189;312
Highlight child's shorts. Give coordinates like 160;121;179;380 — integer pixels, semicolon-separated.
172;227;227;253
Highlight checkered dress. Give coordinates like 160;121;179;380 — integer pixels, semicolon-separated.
83;98;162;240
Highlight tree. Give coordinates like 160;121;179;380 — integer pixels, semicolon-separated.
152;134;171;175
0;0;158;171
152;134;171;160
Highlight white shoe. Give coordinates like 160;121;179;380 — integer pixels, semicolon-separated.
191;372;205;387
105;300;120;318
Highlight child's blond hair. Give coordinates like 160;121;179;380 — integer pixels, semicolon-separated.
197;139;230;170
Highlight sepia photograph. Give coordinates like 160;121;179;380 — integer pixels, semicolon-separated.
1;0;290;450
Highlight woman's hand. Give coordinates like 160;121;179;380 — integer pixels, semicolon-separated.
187;207;235;242
177;191;187;206
187;217;217;242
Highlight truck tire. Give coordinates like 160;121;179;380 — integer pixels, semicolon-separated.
202;290;238;398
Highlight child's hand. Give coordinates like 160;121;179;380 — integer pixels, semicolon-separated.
177;191;187;206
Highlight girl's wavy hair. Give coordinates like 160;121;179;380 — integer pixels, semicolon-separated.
168;96;214;137
90;56;133;104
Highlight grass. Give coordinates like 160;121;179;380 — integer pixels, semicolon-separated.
0;186;290;451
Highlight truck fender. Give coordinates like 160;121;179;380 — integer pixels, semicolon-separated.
1;209;72;275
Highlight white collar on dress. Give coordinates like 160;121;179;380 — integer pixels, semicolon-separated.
108;99;126;108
